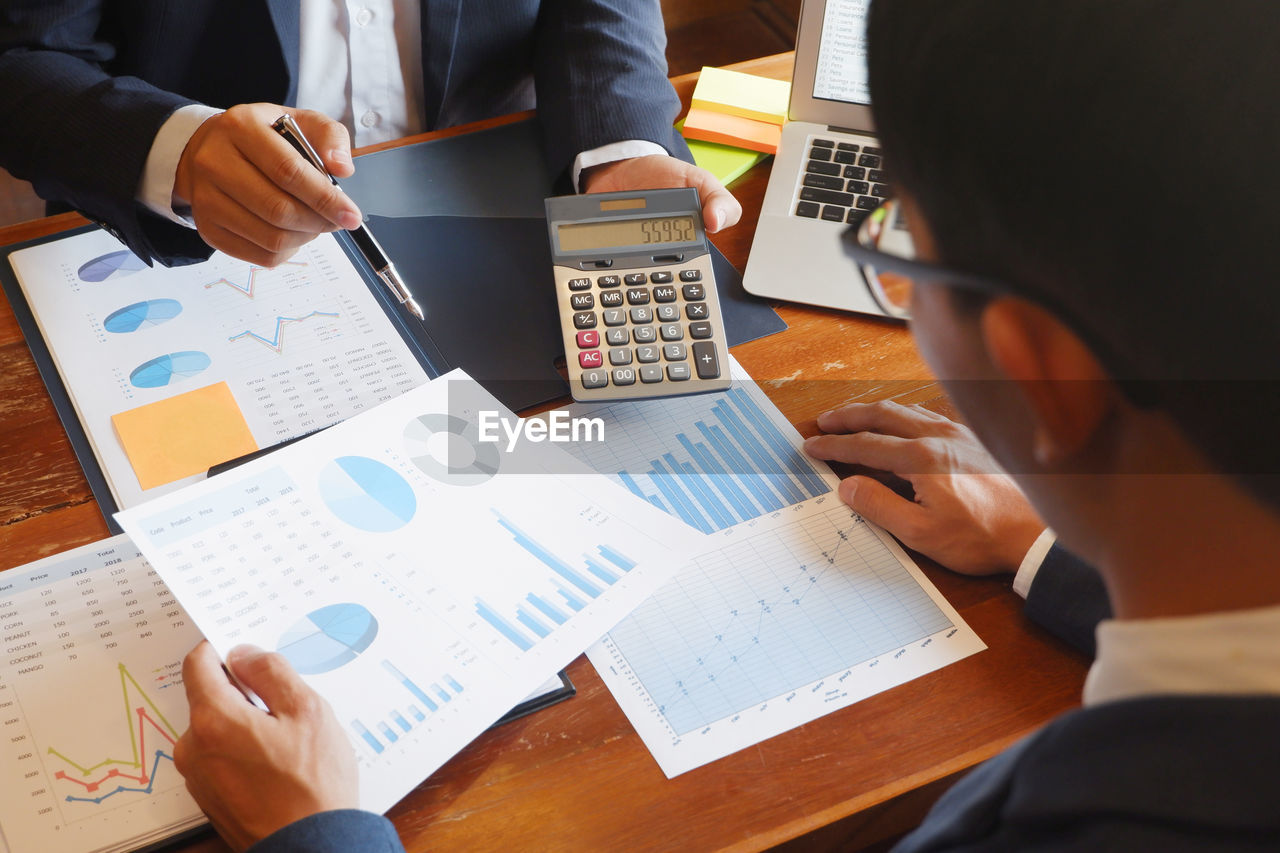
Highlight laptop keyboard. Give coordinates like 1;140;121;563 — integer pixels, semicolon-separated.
792;136;888;225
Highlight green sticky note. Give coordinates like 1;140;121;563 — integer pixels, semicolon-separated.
677;120;769;186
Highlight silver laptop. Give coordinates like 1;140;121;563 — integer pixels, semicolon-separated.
743;0;889;316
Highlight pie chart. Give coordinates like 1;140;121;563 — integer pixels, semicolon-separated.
78;249;147;282
129;351;212;389
104;299;183;333
317;456;417;532
278;603;379;674
404;413;500;486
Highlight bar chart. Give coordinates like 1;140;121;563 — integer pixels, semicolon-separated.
474;510;637;652
558;383;832;534
350;659;468;755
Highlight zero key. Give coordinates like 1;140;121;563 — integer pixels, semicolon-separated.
692;341;720;379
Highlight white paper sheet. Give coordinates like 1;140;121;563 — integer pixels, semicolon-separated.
116;371;704;812
9;229;429;508
570;359;986;776
0;537;205;853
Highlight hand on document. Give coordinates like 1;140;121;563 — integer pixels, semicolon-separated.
175;104;364;267
580;153;743;233
175;642;360;852
804;401;1046;575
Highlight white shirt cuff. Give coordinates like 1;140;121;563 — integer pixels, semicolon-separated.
572;140;669;192
1011;528;1057;599
138;104;224;227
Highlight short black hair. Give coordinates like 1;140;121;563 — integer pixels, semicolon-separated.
867;0;1280;503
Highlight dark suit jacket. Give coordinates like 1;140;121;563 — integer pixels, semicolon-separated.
893;545;1280;851
0;0;689;265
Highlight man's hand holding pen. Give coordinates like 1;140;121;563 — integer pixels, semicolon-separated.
174;103;362;267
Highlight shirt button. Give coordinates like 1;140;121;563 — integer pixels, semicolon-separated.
360;111;380;128
355;8;374;27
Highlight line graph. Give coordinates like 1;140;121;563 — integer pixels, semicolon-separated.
204;259;308;298
605;505;954;736
227;309;341;353
47;663;180;805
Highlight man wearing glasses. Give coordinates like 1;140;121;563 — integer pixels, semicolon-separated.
173;2;1280;850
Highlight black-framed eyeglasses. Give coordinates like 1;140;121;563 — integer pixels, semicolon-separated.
841;198;1154;406
841;198;1012;321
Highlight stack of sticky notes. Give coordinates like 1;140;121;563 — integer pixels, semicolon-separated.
682;66;791;155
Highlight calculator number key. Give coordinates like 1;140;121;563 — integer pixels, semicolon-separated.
613;367;637;386
581;369;609;389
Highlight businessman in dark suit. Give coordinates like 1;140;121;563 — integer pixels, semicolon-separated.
167;1;1280;850
0;0;739;268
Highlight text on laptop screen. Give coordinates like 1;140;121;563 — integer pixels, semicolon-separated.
813;0;870;105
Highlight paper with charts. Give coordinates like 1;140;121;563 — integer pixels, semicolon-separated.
0;537;205;853
562;359;985;776
8;229;428;508
115;370;703;812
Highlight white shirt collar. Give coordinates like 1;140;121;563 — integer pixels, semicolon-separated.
1083;602;1280;706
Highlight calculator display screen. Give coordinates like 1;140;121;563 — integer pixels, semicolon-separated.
557;216;697;252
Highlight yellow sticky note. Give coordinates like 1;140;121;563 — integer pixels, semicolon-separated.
691;66;791;126
112;382;258;490
682;108;782;155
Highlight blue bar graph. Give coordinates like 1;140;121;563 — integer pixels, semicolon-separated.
377;721;399;743
516;606;551;639
563;383;831;534
352;720;384;754
446;675;464;693
432;683;451;703
597;545;635;571
478;510;641;651
383;659;440;711
410;705;425;721
584;557;620;585
494;511;602;597
476;598;534;651
527;594;568;625
391;710;412;732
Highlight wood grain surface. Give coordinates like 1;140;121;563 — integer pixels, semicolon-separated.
0;56;1087;852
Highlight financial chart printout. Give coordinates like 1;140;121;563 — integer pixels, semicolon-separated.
117;371;703;812
577;360;985;776
10;229;429;508
0;537;205;853
813;0;871;104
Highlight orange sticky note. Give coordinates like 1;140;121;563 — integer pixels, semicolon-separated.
682;108;782;155
112;381;258;490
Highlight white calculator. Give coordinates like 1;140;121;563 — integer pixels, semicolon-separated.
545;188;731;402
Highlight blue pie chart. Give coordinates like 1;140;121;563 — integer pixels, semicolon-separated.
318;456;417;532
104;299;183;333
278;603;379;674
129;351;212;388
78;250;147;282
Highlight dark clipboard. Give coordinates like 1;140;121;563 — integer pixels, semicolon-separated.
0;116;785;531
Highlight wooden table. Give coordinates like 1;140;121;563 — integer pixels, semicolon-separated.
0;55;1088;853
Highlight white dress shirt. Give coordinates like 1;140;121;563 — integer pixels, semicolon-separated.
1083;601;1280;706
139;1;665;224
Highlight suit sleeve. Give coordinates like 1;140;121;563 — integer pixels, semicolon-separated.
531;0;692;182
0;1;213;264
247;810;404;853
1023;543;1112;657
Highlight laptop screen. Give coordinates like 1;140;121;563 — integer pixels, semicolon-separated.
812;0;871;106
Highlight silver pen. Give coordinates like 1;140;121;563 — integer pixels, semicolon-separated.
271;113;425;321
